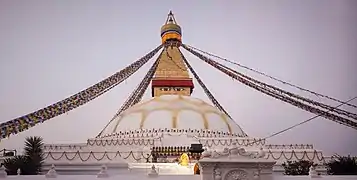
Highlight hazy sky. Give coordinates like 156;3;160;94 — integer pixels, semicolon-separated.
0;0;356;156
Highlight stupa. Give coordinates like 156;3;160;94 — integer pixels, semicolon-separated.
39;11;327;175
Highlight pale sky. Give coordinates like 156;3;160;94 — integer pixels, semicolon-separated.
0;0;356;156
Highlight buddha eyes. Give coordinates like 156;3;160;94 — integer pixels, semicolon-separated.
160;88;170;91
159;87;184;91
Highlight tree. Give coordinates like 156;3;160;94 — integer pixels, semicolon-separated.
282;160;316;175
3;155;28;175
326;155;357;175
23;136;45;174
3;136;45;175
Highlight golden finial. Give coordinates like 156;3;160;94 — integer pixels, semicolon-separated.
161;11;182;43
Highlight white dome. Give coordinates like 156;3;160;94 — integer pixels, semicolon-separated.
101;95;246;136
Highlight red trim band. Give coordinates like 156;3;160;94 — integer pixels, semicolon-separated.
151;79;194;97
152;79;194;88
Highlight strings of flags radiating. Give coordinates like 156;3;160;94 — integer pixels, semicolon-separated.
0;45;163;139
182;44;357;130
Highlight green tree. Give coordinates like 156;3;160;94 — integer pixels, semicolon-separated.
326;155;357;175
282;160;316;175
3;136;45;175
3;155;28;175
23;136;45;174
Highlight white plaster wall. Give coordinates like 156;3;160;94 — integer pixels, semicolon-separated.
2;174;357;180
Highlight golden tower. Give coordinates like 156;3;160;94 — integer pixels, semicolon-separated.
151;11;194;97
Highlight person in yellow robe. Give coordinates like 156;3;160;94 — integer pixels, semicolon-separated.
179;153;189;166
194;163;200;174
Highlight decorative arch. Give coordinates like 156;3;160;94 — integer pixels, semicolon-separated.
224;169;248;180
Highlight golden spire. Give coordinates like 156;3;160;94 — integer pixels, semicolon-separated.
151;12;194;97
160;11;182;44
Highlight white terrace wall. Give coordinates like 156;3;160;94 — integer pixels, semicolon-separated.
1;174;357;180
